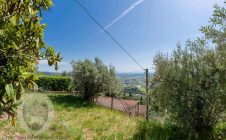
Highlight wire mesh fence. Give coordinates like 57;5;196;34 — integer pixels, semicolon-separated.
94;96;147;118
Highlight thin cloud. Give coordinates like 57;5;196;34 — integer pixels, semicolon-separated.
103;0;144;30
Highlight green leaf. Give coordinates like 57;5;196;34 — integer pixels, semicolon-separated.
5;84;14;97
28;6;32;15
27;80;38;91
16;14;20;24
0;106;3;115
54;62;59;71
19;82;25;94
31;81;38;91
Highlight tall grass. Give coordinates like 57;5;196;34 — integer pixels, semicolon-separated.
1;93;142;140
0;93;225;140
132;120;226;140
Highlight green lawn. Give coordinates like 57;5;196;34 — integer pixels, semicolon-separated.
0;93;225;140
0;93;143;140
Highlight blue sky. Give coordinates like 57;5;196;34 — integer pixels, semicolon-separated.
38;0;224;73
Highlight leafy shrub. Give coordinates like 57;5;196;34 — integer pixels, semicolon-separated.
153;39;225;139
36;76;71;91
133;121;186;140
0;0;61;123
151;2;226;139
133;121;226;140
71;58;122;100
214;122;226;140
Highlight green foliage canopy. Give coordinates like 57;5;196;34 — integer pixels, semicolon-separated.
152;2;226;139
0;0;61;124
36;75;71;91
71;58;122;100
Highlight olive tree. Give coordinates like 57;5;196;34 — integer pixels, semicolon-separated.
71;59;99;100
152;2;225;139
71;58;122;101
94;58;122;97
0;0;61;125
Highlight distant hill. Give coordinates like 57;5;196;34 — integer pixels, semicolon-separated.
117;73;143;78
37;71;62;76
117;72;153;86
37;71;152;80
117;72;153;79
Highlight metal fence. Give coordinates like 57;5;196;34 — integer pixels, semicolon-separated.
95;96;147;118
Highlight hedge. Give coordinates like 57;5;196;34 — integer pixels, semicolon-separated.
36;76;71;91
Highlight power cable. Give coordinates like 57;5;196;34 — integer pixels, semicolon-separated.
73;0;145;70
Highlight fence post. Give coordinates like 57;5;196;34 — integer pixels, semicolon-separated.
146;95;149;120
111;97;113;110
145;69;149;120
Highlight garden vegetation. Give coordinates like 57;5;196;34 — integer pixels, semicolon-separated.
0;0;59;125
71;58;122;100
36;75;71;91
151;2;226;139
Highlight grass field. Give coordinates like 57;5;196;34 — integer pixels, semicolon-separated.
0;93;143;140
0;92;225;140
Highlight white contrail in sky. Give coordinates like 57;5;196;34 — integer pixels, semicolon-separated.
103;0;145;30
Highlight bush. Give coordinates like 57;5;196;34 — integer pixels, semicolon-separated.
133;121;187;140
214;122;226;140
36;76;71;91
133;121;226;140
71;58;122;101
151;3;226;139
153;40;225;139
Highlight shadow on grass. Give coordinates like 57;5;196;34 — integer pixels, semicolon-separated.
47;94;95;109
132;121;187;140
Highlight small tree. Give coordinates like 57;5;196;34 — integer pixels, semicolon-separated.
71;58;122;100
71;59;99;100
107;65;122;97
152;2;226;139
